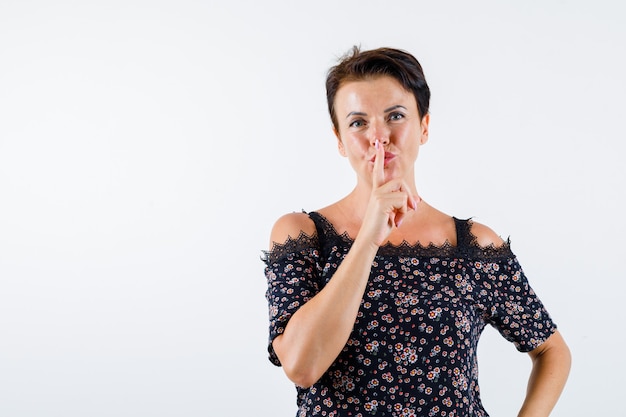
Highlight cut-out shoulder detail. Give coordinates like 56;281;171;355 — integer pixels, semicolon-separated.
262;230;319;265
468;220;506;248
269;211;316;247
263;211;319;264
458;218;512;259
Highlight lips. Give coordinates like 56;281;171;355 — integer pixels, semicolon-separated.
370;152;396;164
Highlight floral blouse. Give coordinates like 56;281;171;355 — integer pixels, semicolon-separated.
263;212;557;417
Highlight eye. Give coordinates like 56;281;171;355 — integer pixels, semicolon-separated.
349;119;366;128
388;112;405;122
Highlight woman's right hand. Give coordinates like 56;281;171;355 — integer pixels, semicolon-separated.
358;139;418;248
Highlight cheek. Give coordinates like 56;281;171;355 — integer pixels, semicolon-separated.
343;135;369;155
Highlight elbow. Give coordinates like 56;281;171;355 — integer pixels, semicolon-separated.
281;358;323;389
273;334;326;388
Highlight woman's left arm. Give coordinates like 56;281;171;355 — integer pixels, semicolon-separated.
517;330;571;417
468;221;571;415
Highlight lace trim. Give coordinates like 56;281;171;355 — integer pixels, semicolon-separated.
460;237;512;259
459;218;513;259
261;211;514;264
261;231;319;265
311;211;513;259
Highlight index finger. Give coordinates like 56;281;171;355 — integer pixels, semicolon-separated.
372;139;385;187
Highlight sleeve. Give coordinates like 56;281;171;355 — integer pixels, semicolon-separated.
476;256;557;352
263;241;321;366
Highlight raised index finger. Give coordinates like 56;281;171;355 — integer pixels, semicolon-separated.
372;139;385;187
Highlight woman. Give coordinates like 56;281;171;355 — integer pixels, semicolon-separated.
263;46;571;417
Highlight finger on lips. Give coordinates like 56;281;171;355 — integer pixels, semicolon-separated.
373;139;385;186
372;140;419;227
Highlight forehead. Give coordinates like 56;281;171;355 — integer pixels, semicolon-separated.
335;75;416;112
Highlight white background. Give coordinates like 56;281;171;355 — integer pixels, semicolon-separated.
1;1;624;416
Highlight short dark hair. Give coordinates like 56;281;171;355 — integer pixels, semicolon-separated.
326;46;431;131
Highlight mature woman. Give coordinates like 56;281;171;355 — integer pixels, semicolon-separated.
263;46;571;417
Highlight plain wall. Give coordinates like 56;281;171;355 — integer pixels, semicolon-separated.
1;1;624;415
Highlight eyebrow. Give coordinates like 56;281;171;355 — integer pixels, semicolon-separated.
345;105;407;119
384;105;407;113
345;111;367;119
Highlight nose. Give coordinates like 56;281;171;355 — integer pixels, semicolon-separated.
369;122;390;147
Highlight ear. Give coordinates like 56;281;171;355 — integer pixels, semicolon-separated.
419;114;430;145
334;127;347;157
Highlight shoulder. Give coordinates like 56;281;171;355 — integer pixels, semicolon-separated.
269;211;317;247
468;220;506;248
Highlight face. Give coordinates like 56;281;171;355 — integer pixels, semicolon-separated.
333;76;429;185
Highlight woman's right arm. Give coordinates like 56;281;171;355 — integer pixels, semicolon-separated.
270;212;380;388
